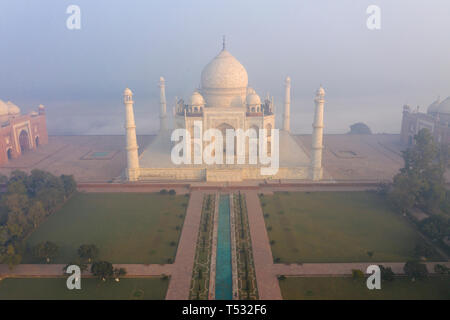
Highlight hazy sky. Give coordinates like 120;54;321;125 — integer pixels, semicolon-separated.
1;0;449;135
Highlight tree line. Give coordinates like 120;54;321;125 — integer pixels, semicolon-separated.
382;129;450;254
0;169;76;268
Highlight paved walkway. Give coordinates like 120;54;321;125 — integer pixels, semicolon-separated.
165;190;204;300
273;262;450;276
0;264;174;277
244;191;283;299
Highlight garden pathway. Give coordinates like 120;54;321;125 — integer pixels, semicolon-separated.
243;191;282;299
165;190;204;300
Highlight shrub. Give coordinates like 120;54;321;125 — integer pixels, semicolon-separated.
91;261;114;281
419;216;450;243
160;189;168;195
351;269;365;280
434;264;450;275
379;265;395;282
168;189;176;195
404;261;428;280
277;275;286;280
32;241;59;263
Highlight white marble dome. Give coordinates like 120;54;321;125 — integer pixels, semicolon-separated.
246;89;261;106
437;96;450;114
201;50;248;89
0;100;8;116
190;91;205;106
6;101;20;115
427;97;440;114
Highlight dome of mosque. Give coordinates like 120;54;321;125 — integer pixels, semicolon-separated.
246;89;261;106
427;97;440;114
6;101;20;115
437;96;450;114
201;49;248;89
190;91;205;106
0;100;9;116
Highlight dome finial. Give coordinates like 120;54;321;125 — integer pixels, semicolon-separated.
222;35;226;51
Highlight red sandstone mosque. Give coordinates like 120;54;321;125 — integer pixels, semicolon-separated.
0;100;48;165
400;96;450;146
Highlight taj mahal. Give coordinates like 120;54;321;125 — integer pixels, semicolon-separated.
123;41;327;182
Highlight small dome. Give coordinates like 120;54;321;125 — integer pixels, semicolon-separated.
201;49;248;89
6;101;20;115
190;91;205;107
246;89;261;106
437;96;450;114
427;97;440;114
123;88;133;95
0;100;8;116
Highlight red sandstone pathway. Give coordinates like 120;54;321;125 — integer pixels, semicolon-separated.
244;191;283;300
2;261;449;279
0;264;174;277
165;190;204;300
273;262;450;276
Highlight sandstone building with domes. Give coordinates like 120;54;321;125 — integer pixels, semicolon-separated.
122;42;327;182
400;96;450;145
0;100;48;165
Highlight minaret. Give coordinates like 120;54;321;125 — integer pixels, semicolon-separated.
124;88;140;181
159;76;168;132
310;85;325;181
283;76;291;132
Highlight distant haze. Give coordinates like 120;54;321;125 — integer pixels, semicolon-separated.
1;0;449;135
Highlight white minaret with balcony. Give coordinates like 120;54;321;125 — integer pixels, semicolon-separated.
159;76;168;132
310;85;325;180
124;88;140;181
283;76;291;132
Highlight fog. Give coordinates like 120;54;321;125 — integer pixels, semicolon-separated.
1;0;449;135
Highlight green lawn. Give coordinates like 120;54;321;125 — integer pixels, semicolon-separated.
24;193;189;264
279;276;450;300
260;191;437;263
0;277;168;300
